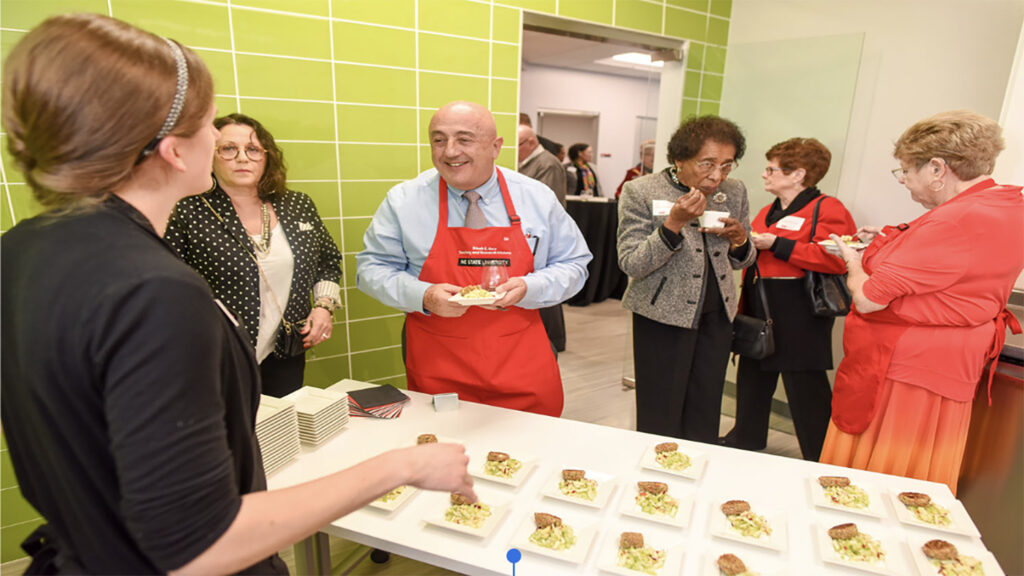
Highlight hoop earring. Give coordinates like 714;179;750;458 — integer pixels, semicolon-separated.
930;179;945;192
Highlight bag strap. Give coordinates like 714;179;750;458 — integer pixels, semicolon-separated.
200;196;298;334
808;195;826;239
749;261;773;324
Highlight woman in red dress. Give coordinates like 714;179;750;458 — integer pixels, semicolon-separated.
821;110;1024;494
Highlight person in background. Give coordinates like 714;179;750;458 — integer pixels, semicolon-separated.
165;113;342;398
618;115;756;444
357;101;592;417
518;111;558;162
616;139;656;198
518;123;570;353
821;110;1024;494
0;14;474;575
567;142;601;196
721;137;856;461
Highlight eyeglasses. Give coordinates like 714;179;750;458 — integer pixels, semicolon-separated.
891;167;908;181
695;160;738;174
216;144;266;162
764;166;787;175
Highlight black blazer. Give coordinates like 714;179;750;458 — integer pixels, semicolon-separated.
165;187;342;358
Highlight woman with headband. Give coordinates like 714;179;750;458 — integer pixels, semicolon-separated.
1;13;474;574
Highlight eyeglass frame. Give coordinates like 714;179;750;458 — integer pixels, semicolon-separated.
694;159;738;175
216;144;267;162
764;166;788;175
891;167;909;181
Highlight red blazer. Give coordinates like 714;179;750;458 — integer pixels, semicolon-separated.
752;193;856;278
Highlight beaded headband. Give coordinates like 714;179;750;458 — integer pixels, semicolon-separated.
136;38;189;164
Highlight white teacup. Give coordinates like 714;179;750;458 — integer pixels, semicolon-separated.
700;210;730;228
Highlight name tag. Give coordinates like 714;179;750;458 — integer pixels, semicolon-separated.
776;215;805;231
652;200;673;216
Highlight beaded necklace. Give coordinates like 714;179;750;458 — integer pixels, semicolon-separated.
251;202;271;258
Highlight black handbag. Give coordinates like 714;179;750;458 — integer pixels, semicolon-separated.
731;263;775;359
805;197;852;317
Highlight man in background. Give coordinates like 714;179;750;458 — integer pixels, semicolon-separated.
616;139;656;198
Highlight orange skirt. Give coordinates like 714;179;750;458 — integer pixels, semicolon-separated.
820;377;973;495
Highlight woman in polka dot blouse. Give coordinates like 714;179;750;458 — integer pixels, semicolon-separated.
166;113;342;397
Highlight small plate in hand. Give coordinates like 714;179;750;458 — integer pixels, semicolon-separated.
448;292;506;306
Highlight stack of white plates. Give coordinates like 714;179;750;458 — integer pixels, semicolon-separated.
283;387;349;446
255;395;301;476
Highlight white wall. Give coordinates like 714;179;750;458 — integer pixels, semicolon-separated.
520;63;660;197
995;23;1024;290
726;0;1024;227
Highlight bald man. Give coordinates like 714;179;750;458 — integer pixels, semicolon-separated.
518;124;567;207
357;101;592;416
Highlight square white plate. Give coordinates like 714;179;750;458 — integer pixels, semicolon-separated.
818;239;869;255
887;492;980;537
509;512;598;565
367;485;418;513
448;292;506;306
639;442;707;480
541;468;617;509
808;477;888;519
817;524;902;575
703;552;781;576
907;537;1004;576
422;490;509;538
468;451;537;488
597;534;683;576
619;480;694;529
709;504;787;552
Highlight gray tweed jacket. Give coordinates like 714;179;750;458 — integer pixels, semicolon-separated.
617;171;757;328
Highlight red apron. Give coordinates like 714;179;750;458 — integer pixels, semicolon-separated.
405;172;564;416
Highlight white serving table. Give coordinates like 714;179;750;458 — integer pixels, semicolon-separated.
268;380;995;575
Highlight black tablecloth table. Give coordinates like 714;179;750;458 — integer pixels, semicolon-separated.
565;197;628;306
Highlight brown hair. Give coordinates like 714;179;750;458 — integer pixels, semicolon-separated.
667;115;746;163
893;110;1004;180
2;13;214;211
214;114;287;201
765;137;832;187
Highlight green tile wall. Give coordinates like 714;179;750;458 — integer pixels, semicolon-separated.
0;0;730;563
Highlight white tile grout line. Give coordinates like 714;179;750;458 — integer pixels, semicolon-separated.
0;144;15;227
326;0;355;382
226;0;242;113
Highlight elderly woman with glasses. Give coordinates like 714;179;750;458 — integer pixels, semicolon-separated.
721;138;856;461
820;110;1023;494
617;115;756;443
166;113;342;397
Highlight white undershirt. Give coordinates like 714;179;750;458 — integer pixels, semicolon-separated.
254;224;294;363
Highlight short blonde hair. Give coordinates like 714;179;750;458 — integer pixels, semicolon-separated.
893;110;1004;180
3;13;214;210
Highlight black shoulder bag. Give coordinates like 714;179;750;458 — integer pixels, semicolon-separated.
805;197;852;317
731;262;775;359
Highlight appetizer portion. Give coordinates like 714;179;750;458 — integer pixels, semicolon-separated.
922;539;985;576
417;433;438;445
828;523;886;564
444;492;491;529
721;500;772;539
459;285;494;298
818;475;870;509
899;492;952;526
484;451;523;479
717;553;758;576
378;486;405;503
617;532;666;575
559;469;598;501
654;442;692;472
635;481;678;518
527;512;577;551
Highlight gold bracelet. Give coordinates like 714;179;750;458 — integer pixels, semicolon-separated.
313;298;336;313
730;236;749;250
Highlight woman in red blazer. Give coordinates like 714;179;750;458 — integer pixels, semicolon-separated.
722;138;855;461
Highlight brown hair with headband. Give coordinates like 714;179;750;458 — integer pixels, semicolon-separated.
2;13;214;211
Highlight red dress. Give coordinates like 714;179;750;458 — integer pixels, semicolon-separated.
821;179;1024;493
